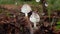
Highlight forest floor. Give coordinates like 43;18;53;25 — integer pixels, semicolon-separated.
0;4;60;34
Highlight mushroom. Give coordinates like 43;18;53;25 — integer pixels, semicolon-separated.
30;12;40;29
21;4;33;34
45;3;48;7
35;0;40;2
21;4;32;17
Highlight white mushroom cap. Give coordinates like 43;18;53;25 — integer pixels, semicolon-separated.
21;4;32;14
45;3;48;7
30;12;40;23
30;12;40;29
36;0;40;2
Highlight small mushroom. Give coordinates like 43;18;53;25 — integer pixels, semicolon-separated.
45;3;48;7
21;4;33;34
21;4;32;17
36;0;40;2
30;12;40;29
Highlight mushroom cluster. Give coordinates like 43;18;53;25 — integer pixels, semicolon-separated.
21;4;40;30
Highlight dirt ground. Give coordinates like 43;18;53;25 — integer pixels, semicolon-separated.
0;4;60;34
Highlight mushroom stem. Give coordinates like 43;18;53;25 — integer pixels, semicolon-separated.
34;23;37;28
25;14;33;34
25;13;28;17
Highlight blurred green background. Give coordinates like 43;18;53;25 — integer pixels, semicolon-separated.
0;0;60;10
